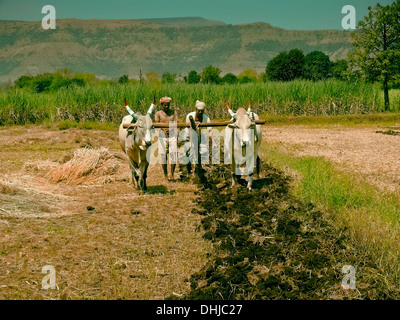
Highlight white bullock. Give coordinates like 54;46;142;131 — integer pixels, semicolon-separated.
224;104;262;190
119;100;154;190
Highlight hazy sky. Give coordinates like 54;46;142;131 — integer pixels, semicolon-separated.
0;0;396;30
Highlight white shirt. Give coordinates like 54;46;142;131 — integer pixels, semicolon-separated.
183;111;211;141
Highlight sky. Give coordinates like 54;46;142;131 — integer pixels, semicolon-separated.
0;0;396;30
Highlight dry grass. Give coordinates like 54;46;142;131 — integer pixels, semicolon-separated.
46;147;120;185
0;180;20;195
264;124;400;194
0;125;212;299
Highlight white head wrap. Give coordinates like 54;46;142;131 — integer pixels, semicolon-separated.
195;100;205;110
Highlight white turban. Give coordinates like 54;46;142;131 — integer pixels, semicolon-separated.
160;97;172;103
195;100;205;110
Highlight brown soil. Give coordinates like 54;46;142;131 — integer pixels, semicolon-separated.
175;163;396;300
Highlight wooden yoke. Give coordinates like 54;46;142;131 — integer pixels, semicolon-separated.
122;119;265;129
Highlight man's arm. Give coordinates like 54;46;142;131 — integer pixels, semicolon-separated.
155;111;160;122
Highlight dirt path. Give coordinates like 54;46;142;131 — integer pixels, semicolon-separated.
263;125;400;194
0;125;211;299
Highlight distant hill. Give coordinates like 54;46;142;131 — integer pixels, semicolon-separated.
0;17;353;83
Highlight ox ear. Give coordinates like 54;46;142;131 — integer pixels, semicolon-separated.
227;122;238;129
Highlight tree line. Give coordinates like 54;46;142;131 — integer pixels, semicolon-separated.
11;1;400;109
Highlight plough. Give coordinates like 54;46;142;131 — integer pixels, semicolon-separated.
123;119;266;129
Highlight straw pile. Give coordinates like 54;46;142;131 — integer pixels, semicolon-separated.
46;147;120;185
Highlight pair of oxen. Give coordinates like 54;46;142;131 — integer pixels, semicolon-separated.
118;101;262;191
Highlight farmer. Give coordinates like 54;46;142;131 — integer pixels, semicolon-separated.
155;96;178;181
182;100;213;176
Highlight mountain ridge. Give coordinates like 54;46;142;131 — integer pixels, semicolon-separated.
0;17;353;83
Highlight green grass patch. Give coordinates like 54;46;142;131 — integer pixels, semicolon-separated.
261;146;400;224
259;144;400;282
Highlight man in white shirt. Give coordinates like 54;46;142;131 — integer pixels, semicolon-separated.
182;100;212;176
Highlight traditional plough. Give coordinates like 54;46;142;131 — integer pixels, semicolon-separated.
123;119;266;129
121;100;267;186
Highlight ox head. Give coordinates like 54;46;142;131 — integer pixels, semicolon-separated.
226;103;256;148
124;99;154;149
134;113;154;149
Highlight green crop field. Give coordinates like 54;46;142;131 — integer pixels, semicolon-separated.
1;79;399;126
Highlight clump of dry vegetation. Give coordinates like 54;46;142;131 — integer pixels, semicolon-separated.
46;147;121;185
0;180;20;195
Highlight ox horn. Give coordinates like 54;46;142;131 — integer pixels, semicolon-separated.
247;101;251;115
226;102;236;119
124;98;137;120
147;96;155;115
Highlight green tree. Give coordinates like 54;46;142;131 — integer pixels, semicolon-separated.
74;73;98;84
349;0;400;111
257;72;267;82
15;75;33;88
303;51;332;81
332;60;349;80
266;49;305;81
266;52;289;81
240;76;253;84
221;73;238;84
238;69;257;83
32;73;55;93
145;72;160;84
118;74;129;84
201;65;221;84
286;49;305;80
162;72;176;83
187;70;201;84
